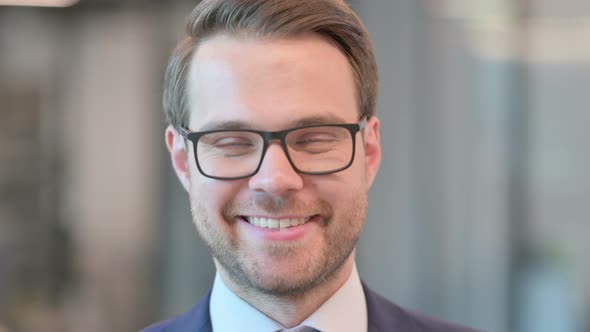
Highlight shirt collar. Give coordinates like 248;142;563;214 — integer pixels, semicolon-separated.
210;263;367;332
210;273;281;332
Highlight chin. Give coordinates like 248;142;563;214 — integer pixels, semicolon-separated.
241;254;339;297
248;272;324;297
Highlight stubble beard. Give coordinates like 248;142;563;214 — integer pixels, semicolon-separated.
190;191;368;298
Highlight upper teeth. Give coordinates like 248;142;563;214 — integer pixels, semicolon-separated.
246;216;311;229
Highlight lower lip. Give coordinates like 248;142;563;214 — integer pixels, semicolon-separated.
238;216;318;241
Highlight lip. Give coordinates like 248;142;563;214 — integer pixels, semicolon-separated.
237;215;319;241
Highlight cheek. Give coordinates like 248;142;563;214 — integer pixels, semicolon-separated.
332;156;369;193
188;162;240;218
308;170;366;208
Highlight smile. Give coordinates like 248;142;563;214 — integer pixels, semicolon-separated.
244;216;312;229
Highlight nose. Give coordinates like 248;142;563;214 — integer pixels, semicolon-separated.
248;143;303;195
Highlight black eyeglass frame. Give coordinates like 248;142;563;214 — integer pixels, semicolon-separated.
179;117;367;180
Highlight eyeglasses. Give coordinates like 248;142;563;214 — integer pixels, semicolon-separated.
179;117;366;180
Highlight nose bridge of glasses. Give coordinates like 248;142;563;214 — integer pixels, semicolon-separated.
258;130;295;168
261;129;287;143
260;130;290;152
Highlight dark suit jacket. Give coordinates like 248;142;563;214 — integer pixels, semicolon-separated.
141;283;480;332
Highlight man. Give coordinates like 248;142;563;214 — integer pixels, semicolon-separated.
143;0;479;331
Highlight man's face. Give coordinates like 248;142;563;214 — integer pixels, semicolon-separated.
170;34;381;296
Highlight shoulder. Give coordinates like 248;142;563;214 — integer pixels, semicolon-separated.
140;289;212;332
362;283;481;332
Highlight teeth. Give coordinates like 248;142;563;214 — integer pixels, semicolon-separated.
246;216;311;229
268;219;279;228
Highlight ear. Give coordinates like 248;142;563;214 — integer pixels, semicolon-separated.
165;126;190;192
363;116;381;188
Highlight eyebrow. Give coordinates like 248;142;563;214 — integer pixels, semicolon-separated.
196;114;350;132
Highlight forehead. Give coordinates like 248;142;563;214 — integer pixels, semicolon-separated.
187;34;358;131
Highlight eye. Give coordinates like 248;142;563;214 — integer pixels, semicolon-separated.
293;128;344;145
288;130;344;154
198;131;261;158
200;131;258;147
295;134;337;145
211;137;255;148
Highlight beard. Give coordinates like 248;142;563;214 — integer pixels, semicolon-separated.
189;189;367;298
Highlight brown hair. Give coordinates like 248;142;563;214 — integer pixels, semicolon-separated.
163;0;378;129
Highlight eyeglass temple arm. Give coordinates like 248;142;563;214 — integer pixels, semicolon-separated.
359;116;367;130
178;127;190;138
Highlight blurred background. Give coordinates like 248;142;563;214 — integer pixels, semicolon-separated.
0;0;589;331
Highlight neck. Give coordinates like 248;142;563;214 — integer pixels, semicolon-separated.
217;253;355;328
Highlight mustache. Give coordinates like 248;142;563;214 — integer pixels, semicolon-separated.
221;193;333;219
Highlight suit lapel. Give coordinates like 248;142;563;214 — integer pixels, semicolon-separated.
362;282;413;332
167;289;213;332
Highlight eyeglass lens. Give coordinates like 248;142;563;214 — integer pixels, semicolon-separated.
195;126;354;178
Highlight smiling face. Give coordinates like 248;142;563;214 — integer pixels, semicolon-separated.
167;34;381;297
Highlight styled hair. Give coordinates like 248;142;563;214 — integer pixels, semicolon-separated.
163;0;378;129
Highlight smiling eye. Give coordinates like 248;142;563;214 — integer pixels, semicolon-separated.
211;137;255;148
287;127;348;153
295;135;337;145
198;131;261;158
